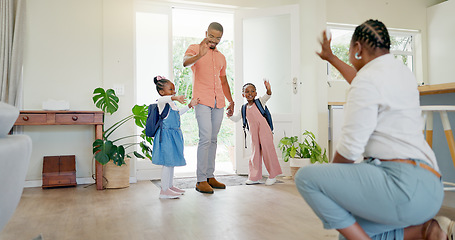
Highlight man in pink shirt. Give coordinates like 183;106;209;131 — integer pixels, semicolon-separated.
183;22;235;194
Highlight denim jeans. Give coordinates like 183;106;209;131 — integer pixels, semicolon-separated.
195;104;224;182
295;158;444;240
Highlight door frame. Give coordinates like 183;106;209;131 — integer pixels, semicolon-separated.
234;5;301;176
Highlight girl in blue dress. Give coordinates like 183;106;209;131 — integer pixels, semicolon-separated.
152;76;199;199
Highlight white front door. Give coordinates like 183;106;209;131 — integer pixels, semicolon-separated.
234;5;301;176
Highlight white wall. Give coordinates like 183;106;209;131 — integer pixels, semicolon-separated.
427;0;455;85
23;0;135;184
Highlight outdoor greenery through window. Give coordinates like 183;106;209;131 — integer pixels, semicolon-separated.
327;25;416;82
172;9;235;164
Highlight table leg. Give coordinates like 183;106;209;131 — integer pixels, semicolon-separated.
95;124;103;190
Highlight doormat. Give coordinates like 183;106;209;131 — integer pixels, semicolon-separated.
151;175;283;189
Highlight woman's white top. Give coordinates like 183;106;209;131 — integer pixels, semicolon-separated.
229;93;271;122
337;54;438;171
156;96;190;117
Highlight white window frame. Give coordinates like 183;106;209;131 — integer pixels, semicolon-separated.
327;23;421;85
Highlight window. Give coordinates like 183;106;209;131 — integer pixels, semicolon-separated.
327;24;418;83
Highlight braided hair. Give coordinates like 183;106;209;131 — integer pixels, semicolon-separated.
154;76;171;96
352;19;390;51
242;83;256;92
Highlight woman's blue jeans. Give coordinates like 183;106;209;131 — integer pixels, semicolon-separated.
295;159;444;240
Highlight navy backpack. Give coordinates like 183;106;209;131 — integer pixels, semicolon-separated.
145;103;170;138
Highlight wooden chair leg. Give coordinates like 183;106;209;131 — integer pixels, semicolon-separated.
425;112;434;147
440;111;455;169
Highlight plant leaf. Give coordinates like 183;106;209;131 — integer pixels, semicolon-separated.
92;87;119;114
132;104;148;128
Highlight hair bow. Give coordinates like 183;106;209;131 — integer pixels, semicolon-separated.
156;75;165;80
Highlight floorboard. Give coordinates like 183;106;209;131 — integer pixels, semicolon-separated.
1;177;454;240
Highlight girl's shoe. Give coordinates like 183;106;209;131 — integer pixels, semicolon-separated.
265;177;276;186
434;216;455;240
170;186;185;195
245;179;260;185
159;189;180;199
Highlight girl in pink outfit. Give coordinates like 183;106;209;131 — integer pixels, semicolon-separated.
229;80;282;185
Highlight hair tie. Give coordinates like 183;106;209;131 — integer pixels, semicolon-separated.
156;76;165;80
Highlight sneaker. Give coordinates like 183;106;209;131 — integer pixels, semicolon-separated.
170;186;185;195
245;179;260;185
159;189;180;199
265;178;277;186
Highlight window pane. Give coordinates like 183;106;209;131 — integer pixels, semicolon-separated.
393;54;413;71
327;27;415;81
390;35;413;52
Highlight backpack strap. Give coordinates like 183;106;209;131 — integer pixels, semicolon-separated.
158;103;170;142
161;103;170;119
241;103;248;148
254;99;274;132
254;98;265;116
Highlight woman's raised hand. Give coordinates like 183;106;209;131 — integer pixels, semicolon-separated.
316;30;335;62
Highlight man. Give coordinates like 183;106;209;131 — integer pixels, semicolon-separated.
183;22;235;194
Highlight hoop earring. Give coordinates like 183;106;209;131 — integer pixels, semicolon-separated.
355;52;362;60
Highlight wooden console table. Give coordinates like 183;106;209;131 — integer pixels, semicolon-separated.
14;110;105;190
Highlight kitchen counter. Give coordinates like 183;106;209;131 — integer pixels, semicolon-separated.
418;82;455;95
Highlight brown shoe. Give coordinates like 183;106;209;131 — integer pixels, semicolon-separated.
195;181;214;194
208;178;226;189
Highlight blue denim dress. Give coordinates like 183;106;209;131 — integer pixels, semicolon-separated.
151;109;186;167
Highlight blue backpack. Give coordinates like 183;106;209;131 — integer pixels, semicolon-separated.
145;103;170;138
241;99;274;132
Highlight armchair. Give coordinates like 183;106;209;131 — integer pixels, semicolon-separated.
0;102;32;232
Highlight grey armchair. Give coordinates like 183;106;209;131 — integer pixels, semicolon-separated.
0;102;32;232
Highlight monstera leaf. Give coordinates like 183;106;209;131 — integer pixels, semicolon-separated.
132;104;148;128
93;88;119;114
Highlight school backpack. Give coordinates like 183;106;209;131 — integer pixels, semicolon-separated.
145;103;170;138
241;98;274;132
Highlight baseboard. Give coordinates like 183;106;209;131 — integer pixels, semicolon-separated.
136;168;161;181
24;177;137;188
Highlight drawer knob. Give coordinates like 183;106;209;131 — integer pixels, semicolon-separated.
72;116;78;121
22;116;29;121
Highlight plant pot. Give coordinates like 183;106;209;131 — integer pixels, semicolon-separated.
103;158;130;189
289;158;311;179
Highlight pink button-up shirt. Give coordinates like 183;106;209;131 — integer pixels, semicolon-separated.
185;44;227;108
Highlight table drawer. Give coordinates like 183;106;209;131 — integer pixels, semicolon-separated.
15;114;47;125
55;114;95;124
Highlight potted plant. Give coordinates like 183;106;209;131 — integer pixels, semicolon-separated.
278;130;329;178
92;87;153;188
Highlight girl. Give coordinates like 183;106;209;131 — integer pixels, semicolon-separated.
229;80;282;185
152;76;199;199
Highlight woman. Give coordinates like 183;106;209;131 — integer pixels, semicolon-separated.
295;19;454;240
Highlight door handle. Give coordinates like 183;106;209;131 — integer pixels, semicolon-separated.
293;77;298;94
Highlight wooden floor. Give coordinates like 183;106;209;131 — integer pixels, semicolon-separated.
1;177;454;240
0;178;339;240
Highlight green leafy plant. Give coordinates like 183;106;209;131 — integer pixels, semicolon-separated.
92;87;153;166
278;130;329;164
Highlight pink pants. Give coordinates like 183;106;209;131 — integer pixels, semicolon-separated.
246;104;282;181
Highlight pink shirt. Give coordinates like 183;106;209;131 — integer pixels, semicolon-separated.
185;44;227;108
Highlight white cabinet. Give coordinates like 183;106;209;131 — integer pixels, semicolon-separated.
328;105;344;162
